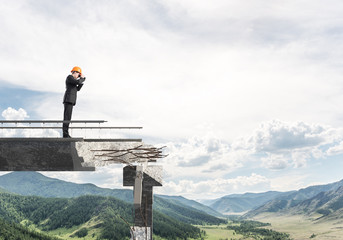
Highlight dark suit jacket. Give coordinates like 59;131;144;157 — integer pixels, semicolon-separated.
63;75;85;105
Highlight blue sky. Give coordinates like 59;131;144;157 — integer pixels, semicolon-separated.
1;0;343;200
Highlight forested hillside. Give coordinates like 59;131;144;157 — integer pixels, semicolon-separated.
0;193;207;240
157;194;224;217
0;218;58;240
246;184;343;219
154;197;226;225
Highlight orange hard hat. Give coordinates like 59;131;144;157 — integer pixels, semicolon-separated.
71;66;82;74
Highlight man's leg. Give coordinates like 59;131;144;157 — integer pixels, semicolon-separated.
63;103;73;137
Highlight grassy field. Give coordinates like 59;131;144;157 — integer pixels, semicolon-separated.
197;224;253;240
253;213;343;240
48;223;247;240
22;217;103;240
21;218;300;240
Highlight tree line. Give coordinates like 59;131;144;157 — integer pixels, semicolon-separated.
227;220;291;240
0;218;58;240
0;193;208;240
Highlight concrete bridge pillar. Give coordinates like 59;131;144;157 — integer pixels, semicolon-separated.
123;165;162;240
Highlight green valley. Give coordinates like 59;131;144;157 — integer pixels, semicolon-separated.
253;213;343;240
197;221;291;240
0;193;216;240
3;172;343;239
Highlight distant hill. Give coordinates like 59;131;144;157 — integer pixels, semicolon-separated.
245;180;343;218
0;171;133;201
198;198;218;206
0;172;226;225
0;186;10;193
157;194;224;218
200;179;343;215
206;191;293;214
279;179;343;202
294;185;343;218
154;196;225;225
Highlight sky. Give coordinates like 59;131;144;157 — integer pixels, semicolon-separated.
1;0;343;200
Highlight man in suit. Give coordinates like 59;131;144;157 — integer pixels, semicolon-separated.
62;66;86;138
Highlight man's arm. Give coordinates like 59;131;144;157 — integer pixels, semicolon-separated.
79;77;86;84
66;75;85;86
77;74;86;91
77;83;83;91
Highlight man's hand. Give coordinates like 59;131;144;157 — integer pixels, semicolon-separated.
80;73;86;79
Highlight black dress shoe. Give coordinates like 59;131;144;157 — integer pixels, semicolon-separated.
63;135;71;138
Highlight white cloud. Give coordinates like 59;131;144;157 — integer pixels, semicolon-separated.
243;120;331;152
233;120;340;169
42;165;124;189
156;173;270;199
2;1;343;199
156;119;343;198
1;1;343;142
262;154;289;170
161;135;244;182
169;119;336;171
165;136;232;167
270;173;309;192
0;107;60;137
2;107;29;120
291;151;310;168
327;141;343;156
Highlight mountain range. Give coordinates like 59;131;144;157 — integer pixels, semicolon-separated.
157;194;224;218
199;179;343;216
0;171;133;200
202;191;293;214
0;172;225;225
0;172;227;240
2;171;343;239
2;172;343;218
245;182;343;220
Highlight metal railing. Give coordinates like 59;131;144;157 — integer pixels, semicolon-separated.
0;120;107;123
0;120;142;129
0;120;143;139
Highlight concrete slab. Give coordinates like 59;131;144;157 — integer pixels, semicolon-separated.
0;138;145;171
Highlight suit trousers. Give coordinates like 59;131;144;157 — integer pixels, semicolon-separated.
63;103;74;136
